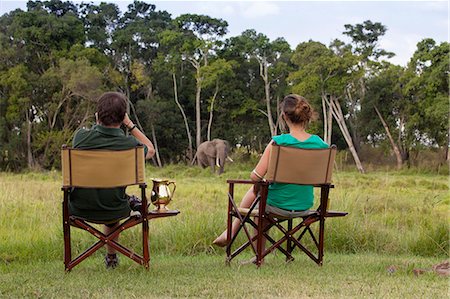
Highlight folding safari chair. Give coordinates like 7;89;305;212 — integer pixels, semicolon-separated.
61;145;179;272
225;143;347;267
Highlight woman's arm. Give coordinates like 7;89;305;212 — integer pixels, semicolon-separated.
250;142;272;181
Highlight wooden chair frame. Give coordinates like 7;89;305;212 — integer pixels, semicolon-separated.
225;144;347;267
61;145;179;272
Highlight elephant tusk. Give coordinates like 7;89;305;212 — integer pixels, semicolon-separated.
216;156;220;168
227;156;234;162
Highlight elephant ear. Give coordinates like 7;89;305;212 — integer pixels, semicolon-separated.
224;140;231;150
205;141;217;156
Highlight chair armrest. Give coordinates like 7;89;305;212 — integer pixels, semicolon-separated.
227;179;256;184
325;211;348;217
226;179;269;185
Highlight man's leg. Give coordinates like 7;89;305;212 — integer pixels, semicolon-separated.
104;222;120;268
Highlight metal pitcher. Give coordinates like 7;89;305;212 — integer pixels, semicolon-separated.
150;178;176;211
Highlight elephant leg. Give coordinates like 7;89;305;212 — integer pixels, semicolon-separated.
207;156;216;173
197;153;208;168
218;165;224;175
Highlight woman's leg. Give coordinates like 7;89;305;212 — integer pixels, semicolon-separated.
213;186;256;246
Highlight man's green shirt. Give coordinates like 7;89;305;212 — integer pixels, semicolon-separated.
69;125;148;222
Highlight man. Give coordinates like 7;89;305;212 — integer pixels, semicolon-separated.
69;92;155;268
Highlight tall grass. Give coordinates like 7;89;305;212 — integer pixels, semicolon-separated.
0;165;448;264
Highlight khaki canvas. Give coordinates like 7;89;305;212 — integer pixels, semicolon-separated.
62;146;145;188
266;145;336;185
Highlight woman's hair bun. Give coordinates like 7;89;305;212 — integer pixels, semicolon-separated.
281;94;315;126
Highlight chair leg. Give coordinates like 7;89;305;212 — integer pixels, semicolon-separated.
226;183;234;265
318;185;330;266
143;217;149;269
318;218;325;266
63;223;71;272
256;217;264;267
286;219;293;262
62;192;71;272
141;185;149;269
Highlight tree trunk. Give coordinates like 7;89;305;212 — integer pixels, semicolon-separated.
259;57;275;136
321;95;327;142
345;86;361;154
321;94;328;143
321;94;333;144
195;66;202;148
128;99;145;132
398;116;410;166
25;109;34;169
446;127;450;161
275;95;283;133
327;103;332;144
373;105;403;169
207;82;219;141
150;123;162;167
173;73;193;160
325;95;365;173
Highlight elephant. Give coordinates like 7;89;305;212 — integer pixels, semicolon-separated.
195;139;231;174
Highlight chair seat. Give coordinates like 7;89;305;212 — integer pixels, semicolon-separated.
238;207;318;219
69;215;130;225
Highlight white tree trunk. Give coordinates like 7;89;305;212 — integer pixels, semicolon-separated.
190;61;202;148
259;57;275;136
327;104;332;144
321;95;328;142
173;73;193;160
25;109;33;169
325;96;365;173
150;123;162;167
373;105;403;169
321;94;333;144
207;82;219;141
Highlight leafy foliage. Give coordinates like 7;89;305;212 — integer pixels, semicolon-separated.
0;1;447;170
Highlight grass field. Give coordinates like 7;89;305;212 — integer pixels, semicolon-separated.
0;165;448;298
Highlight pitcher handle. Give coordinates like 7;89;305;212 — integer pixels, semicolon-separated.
168;181;176;196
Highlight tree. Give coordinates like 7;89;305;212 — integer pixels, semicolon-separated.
362;64;410;169
342;20;394;154
157;28;195;160
201;58;235;141
227;30;291;136
36;57;104;168
404;39;450;162
175;14;228;148
79;2;120;52
290;40;365;173
0;64;38;169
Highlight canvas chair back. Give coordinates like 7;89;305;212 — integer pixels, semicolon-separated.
265;143;336;185
61;146;145;188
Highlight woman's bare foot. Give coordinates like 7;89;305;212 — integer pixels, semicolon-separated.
212;232;228;247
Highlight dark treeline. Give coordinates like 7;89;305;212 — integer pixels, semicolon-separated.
0;0;448;171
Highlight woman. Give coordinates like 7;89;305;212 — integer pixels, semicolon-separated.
213;94;328;246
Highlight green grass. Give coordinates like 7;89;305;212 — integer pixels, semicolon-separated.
0;253;447;298
0;165;448;298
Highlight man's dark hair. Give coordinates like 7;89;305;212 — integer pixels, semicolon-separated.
97;92;127;126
